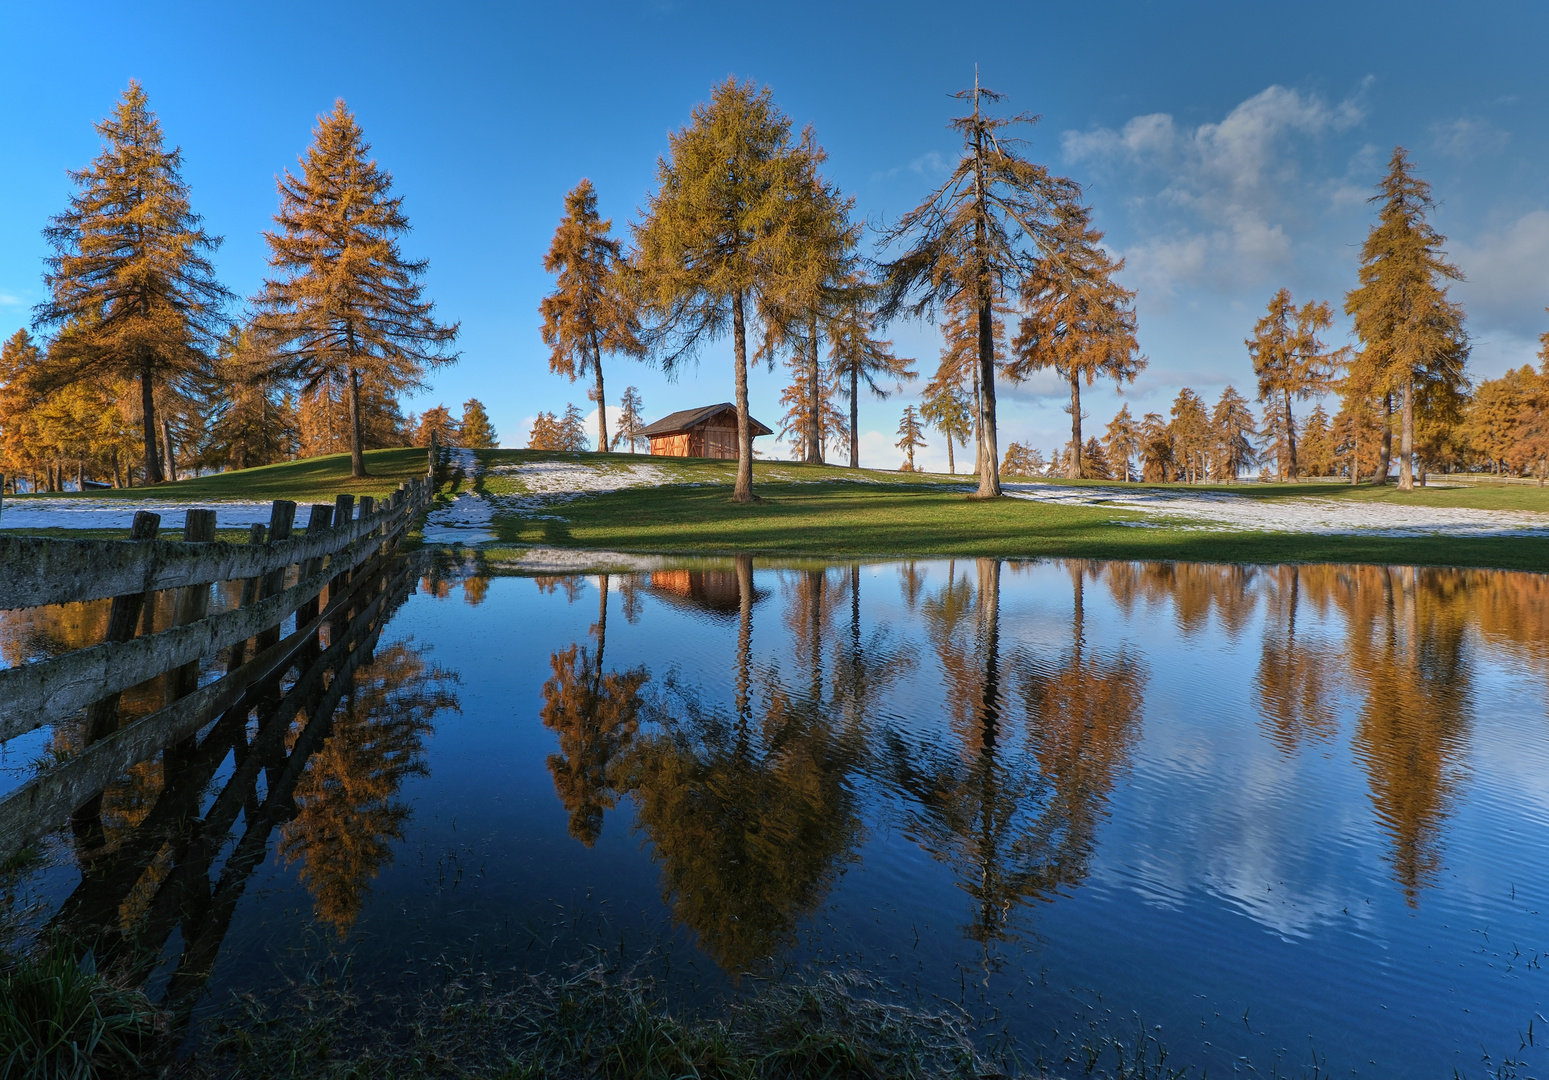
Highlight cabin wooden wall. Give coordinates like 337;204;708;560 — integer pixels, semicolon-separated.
648;424;740;459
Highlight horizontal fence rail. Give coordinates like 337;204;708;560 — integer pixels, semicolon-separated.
0;449;443;865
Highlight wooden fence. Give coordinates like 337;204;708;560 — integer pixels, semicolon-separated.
0;458;438;865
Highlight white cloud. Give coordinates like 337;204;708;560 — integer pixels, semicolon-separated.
1453;209;1549;339
1430;116;1510;160
0;291;23;309
1062;84;1368;298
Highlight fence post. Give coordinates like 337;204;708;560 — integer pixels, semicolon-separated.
73;510;161;849
163;509;218;771
296;504;334;663
255;501;297;654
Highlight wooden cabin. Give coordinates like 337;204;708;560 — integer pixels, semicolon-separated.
639;403;771;459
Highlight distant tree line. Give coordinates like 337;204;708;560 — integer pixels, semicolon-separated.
0;83;458;492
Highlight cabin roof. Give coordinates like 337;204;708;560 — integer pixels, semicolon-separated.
639;403;772;438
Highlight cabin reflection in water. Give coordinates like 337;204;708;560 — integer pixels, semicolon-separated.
12;553;459;1035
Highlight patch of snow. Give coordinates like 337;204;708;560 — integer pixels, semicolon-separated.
420;448;494;544
487;460;675;513
0;498;277;532
1001;482;1549;537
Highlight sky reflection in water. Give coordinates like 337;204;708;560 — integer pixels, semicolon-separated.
8;554;1549;1077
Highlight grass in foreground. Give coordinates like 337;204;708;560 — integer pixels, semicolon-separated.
489;477;1549;573
0;947;164;1080
174;962;1191;1080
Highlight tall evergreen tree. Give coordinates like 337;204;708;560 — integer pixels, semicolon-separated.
1345;149;1469;491
33;82;232;484
614;385;646;452
895;405;927;472
633;78;813;502
1211;385;1258;482
878;75;1080;496
1005;202;1145;478
1103;404;1140;482
250;101;458;478
1247;288;1340;481
541;180;643;453
416;405;460;448
1169;388;1211;483
460;398;498;449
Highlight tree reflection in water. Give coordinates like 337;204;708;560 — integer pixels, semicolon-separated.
540;575;649;845
280;642;460;935
624;557;864;975
522;555;1549;972
887;560;1144;953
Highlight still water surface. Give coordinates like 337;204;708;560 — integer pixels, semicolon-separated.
6;555;1549;1076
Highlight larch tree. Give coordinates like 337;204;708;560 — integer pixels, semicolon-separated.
541;180;643;453
1299;404;1334;477
1005;202;1144;479
250;100;458;478
826;278;914;469
1211;385;1258;483
632;78;813;502
758;148;859;465
0;330;44;491
895;404;927;472
920;368;972;474
33;81;232;484
1000;441;1043;477
208;328;298;471
878;75;1080;496
1103;404;1140;482
1169;388;1211;483
1345;148;1469;491
559;402;590;451
416;405;460;448
614;385;646;452
460;398;498;449
1247;288;1339;481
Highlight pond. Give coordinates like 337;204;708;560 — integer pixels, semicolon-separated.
4;553;1548;1077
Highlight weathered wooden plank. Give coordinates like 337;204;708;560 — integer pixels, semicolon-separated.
0;490;423;610
0;512;414;742
0;557;410;863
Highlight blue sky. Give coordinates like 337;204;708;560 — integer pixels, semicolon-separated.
3;1;1546;471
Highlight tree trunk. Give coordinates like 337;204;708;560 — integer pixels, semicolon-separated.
732;290;755;502
976;294;1000;496
77;458;85;492
1397;376;1414;491
160;416;177;483
1067;374;1083;480
348;368;368;478
849;365;859;469
1283;391;1297;481
946;429;955;474
1376;393;1393;485
591;333;608;452
972;368;982;479
805;314;822;465
140;365;163;484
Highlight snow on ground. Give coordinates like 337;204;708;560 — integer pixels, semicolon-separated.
486;459;675;511
0;498;277;532
420;448;495;545
1001;482;1549;537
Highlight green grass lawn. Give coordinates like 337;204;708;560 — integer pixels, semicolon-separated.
485;478;1549;572
6;448;1548;571
2;448;436;505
